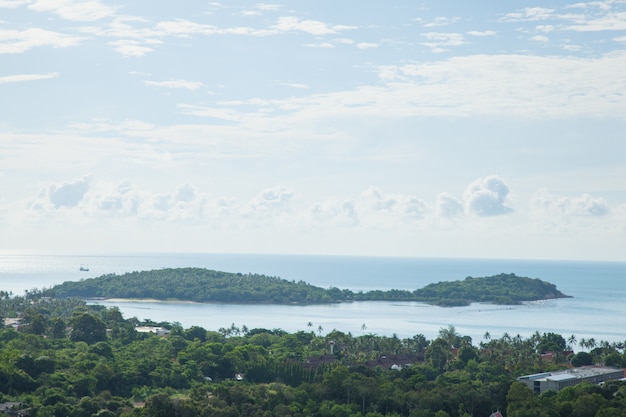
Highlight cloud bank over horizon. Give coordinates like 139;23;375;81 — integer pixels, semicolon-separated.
1;0;625;260
5;173;621;260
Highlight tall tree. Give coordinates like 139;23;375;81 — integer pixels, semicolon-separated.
70;312;107;344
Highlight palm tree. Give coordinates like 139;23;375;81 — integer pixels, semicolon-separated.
600;339;612;355
568;334;577;350
317;325;324;337
587;337;597;350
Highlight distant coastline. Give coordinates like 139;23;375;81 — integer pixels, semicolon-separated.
48;268;570;307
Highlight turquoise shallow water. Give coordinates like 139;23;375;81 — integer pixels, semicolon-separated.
1;253;625;345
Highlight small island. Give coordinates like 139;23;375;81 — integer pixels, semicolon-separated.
45;269;570;307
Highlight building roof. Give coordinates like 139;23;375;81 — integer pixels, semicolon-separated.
546;373;577;382
135;326;170;335
519;366;623;382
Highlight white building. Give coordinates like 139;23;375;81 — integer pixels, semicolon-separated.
517;366;624;393
135;326;171;336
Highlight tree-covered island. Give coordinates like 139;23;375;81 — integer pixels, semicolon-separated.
44;269;570;306
0;274;618;417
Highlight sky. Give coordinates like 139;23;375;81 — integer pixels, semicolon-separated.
1;0;625;261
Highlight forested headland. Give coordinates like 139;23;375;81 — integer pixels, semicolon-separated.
0;291;624;417
44;268;570;306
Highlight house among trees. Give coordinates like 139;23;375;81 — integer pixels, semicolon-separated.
135;326;171;336
0;401;27;416
489;411;503;417
3;318;21;331
517;366;624;393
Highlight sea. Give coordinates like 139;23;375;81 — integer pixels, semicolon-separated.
1;252;625;347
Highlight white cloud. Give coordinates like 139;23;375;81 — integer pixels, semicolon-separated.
532;190;610;218
277;81;309;89
178;104;244;121
155;19;220;36
361;188;429;223
28;0;117;21
79;15;158;38
530;35;550;42
77;16;164;56
372;52;626;118
272;16;356;35
52;53;626;142
85;183;294;225
0;0;29;8
94;180;140;216
356;42;379;49
0;28;82;54
333;37;354;45
30;175;93;212
174;183;196;203
536;25;555;32
80;13;355;57
303;42;334;48
436;193;464;218
501;3;626;32
0;72;59;84
257;3;280;11
154;18;277;38
363;187;396;211
132;183;209;222
107;39;156;57
421;32;467;52
560;194;610;217
562;43;583;51
144;79;204;91
154;16;350;39
29;180;212;222
463;176;513;217
466;30;497;37
245;185;293;214
566;1;613;11
423;16;461;28
308;199;358;227
565;11;626;31
8;168;622;259
23;182;246;229
500;7;556;22
402;196;429;221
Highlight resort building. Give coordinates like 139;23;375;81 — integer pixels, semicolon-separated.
517;366;624;393
135;326;171;336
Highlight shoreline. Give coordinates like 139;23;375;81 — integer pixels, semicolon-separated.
88;298;201;305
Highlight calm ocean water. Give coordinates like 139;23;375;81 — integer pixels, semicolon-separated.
1;253;625;346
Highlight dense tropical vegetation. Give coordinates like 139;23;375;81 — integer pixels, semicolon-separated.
44;269;569;306
1;290;625;417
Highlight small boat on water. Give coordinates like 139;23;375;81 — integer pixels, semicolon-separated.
79;265;89;272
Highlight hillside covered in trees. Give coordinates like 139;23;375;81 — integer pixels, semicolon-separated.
45;269;569;306
0;291;624;417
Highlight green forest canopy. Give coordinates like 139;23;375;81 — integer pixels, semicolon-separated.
45;269;570;306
